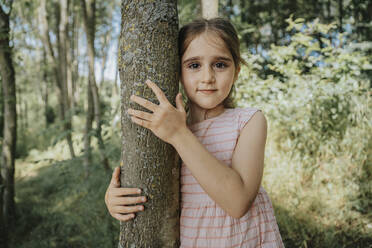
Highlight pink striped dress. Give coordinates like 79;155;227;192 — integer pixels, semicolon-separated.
180;107;284;248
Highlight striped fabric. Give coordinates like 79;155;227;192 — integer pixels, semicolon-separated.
180;107;284;248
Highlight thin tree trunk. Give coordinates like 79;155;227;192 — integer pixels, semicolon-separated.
338;0;343;32
119;1;180;247
81;0;110;171
99;31;112;89
72;3;79;108
83;78;94;175
200;0;218;19
41;48;50;127
0;3;16;247
38;0;75;158
24;101;28;129
59;0;76;158
66;8;73;112
0;76;3;138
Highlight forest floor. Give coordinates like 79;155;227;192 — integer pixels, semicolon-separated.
7;134;372;248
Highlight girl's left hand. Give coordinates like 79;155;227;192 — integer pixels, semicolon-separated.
127;79;187;145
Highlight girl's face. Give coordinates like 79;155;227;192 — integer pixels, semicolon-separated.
180;32;239;111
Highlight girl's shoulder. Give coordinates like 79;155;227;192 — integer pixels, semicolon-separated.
228;106;264;132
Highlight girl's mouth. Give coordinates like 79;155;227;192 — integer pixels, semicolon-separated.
198;89;217;94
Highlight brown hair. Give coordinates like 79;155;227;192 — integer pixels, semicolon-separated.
178;18;246;112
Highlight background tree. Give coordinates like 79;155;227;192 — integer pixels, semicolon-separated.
0;1;16;247
118;0;180;246
38;0;75;158
81;0;110;173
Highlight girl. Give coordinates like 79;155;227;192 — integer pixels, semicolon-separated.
105;18;284;247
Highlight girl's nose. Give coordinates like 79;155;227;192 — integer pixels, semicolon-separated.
201;66;216;84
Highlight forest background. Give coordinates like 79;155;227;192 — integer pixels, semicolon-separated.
0;0;371;247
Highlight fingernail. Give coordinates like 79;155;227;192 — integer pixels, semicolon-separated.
137;189;141;194
142;197;146;202
146;79;151;84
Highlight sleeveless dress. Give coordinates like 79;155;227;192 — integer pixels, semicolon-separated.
180;107;284;248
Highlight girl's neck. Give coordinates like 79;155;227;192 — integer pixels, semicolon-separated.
189;104;225;125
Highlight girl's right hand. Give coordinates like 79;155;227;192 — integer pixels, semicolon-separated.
104;166;147;221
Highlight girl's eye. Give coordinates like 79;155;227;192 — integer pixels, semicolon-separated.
215;62;227;69
188;63;200;69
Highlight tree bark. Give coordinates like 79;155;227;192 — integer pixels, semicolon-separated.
81;0;110;171
200;0;218;19
0;3;16;247
119;1;180;247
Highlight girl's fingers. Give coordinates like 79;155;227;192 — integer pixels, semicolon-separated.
109;167;120;188
112;205;144;214
110;187;141;196
113;213;135;222
130;116;151;129
111;196;147;206
127;108;153;121
130;95;158;112
145;80;169;105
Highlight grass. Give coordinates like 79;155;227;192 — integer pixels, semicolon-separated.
8;121;372;247
11;154;120;248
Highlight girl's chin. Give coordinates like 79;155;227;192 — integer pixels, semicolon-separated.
191;101;223;111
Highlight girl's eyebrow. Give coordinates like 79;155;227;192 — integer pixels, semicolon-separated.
182;56;200;65
182;56;232;65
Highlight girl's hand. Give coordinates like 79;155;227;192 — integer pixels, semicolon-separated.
104;167;147;221
127;79;187;145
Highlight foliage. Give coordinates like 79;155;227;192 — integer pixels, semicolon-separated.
235;17;372;247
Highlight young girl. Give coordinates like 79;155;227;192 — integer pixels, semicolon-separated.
105;18;284;247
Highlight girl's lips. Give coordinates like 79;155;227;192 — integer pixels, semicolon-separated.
198;89;217;95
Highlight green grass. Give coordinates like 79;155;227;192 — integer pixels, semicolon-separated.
263;124;372;248
8;125;372;247
10;141;121;248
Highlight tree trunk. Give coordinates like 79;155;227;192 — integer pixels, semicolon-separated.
66;6;74;113
72;3;79;109
59;0;76;158
0;3;16;247
200;0;218;19
83;78;94;175
0;76;3;139
338;0;343;32
38;0;75;158
119;1;180;247
81;0;110;171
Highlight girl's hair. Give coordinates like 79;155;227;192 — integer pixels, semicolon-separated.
178;18;246;112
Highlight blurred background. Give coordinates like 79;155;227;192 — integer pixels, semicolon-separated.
0;0;371;247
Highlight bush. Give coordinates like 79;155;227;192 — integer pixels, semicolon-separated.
235;17;372;247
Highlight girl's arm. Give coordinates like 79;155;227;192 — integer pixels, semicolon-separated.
171;111;267;219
